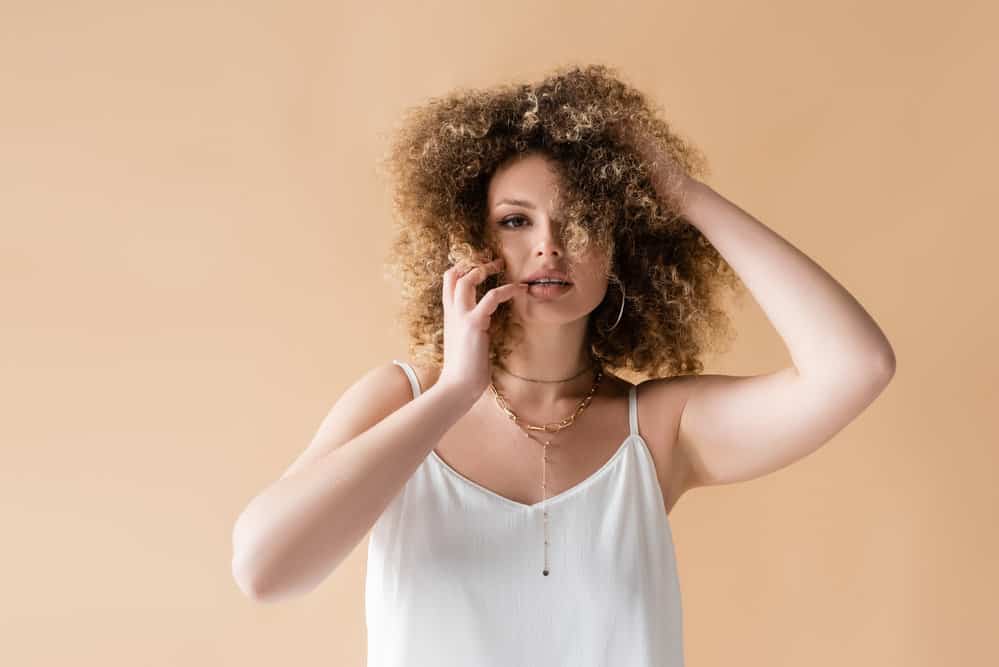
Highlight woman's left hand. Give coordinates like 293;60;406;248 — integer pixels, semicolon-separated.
606;119;701;211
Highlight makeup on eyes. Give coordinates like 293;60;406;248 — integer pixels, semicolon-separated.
498;215;528;228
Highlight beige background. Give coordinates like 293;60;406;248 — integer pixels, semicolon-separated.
3;1;996;664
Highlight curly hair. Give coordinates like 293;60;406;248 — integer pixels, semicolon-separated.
377;63;745;379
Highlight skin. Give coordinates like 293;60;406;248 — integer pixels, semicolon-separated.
484;150;612;410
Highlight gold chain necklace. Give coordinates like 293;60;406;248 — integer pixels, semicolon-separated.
496;361;598;384
487;366;604;576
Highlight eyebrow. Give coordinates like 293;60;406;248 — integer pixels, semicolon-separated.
493;198;536;210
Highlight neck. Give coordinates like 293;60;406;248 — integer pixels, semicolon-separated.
489;319;599;411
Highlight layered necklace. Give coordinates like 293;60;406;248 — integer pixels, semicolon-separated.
488;359;604;576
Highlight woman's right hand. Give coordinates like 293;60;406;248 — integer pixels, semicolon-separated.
437;257;527;398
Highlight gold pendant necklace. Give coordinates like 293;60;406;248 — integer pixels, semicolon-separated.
488;367;604;576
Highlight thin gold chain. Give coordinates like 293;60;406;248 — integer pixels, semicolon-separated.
495;360;599;384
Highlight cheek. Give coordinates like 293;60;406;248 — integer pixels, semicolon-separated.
494;244;530;278
572;260;610;291
573;277;609;305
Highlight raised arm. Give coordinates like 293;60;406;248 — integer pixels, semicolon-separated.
645;174;895;493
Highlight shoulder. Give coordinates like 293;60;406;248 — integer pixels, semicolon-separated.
636;374;708;444
394;360;442;398
596;372;688;447
634;370;692;404
326;359;443;427
370;359;446;407
277;360;430;480
636;373;700;406
633;375;702;505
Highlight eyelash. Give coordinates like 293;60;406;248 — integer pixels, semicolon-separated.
498;215;528;229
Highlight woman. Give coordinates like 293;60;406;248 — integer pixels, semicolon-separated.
231;64;896;666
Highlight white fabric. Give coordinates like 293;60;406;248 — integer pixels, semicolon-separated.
363;360;684;666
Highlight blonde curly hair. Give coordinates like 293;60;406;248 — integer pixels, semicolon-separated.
377;63;744;379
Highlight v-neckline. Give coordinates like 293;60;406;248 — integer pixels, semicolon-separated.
428;433;640;510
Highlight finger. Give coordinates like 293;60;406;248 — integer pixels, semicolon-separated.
452;263;481;312
443;260;470;309
469;282;525;323
454;258;503;310
443;265;457;312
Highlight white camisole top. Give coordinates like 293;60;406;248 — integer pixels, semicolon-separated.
363;360;684;666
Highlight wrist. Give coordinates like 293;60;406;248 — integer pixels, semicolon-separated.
427;378;482;413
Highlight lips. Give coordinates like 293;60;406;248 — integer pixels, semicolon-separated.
522;268;572;284
526;281;572;299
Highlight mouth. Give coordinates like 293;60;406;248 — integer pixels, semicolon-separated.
523;281;573;298
522;279;573;287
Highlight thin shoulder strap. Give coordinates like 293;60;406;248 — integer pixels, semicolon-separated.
392;359;422;400
628;384;639;437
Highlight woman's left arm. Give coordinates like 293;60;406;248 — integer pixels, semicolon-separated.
674;174;896;379
632;133;897;490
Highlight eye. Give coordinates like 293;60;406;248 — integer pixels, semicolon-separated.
498;215;528;229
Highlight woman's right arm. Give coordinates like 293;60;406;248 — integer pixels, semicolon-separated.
233;256;518;603
230;362;474;603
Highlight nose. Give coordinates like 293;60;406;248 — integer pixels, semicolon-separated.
532;218;565;257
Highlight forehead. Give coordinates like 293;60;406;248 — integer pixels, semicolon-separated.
486;152;564;210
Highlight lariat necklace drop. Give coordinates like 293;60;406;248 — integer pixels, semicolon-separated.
489;361;604;576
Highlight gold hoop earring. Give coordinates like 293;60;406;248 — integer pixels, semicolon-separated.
605;278;625;332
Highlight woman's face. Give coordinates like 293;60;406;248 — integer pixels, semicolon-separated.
485;151;609;325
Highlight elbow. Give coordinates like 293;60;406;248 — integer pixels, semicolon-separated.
231;528;308;604
231;511;276;603
232;551;314;604
853;347;896;384
232;545;292;603
876;347;896;381
232;552;267;602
